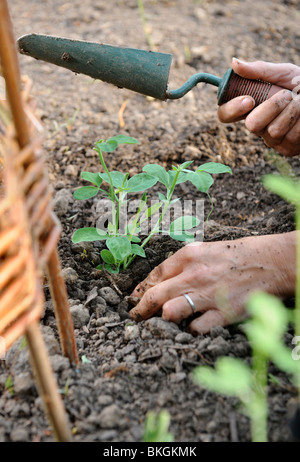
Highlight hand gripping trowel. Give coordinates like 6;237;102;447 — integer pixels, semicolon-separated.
17;34;286;106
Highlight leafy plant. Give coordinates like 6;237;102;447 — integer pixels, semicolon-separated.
193;172;300;442
263;174;300;342
193;291;299;442
72;134;232;273
143;410;174;442
263;174;300;397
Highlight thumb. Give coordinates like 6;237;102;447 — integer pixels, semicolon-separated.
232;58;299;90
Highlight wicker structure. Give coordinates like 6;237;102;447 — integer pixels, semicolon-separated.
0;0;79;441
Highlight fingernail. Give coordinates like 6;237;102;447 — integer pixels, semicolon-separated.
283;90;293;102
241;96;255;111
232;57;247;65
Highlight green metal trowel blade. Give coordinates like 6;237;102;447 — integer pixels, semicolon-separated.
17;34;172;100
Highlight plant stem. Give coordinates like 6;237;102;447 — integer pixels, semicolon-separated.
295;206;300;340
97;146;119;235
140;169;180;248
206;192;214;222
128;196;146;242
97;147;117;201
295;205;300;397
251;347;268;442
137;0;155;50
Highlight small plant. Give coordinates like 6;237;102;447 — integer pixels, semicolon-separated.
72;134;231;273
262;174;300;343
143;410;174;442
193;171;300;442
193;291;299;442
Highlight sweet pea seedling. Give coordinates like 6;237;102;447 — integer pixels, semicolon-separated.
193;291;299;442
143;410;174;443
72;135;232;273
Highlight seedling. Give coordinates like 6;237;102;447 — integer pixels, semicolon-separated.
193;291;299;442
193;172;300;442
263;173;300;403
72;135;231;273
263;174;300;343
143;410;174;442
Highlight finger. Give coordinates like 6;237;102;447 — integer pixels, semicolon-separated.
162;293;202;323
285;118;300;147
245;89;293;135
131;243;202;298
188;310;228;335
277;119;300;157
232;59;300;89
218;95;255;123
129;274;189;321
265;98;300;143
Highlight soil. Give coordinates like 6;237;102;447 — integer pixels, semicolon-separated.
1;0;300;443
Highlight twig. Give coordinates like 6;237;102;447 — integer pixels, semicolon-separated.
102;266;123;295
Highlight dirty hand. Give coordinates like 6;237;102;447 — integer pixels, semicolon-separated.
129;232;296;335
218;59;300;157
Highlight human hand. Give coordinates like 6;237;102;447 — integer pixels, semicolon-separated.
218;59;300;157
129;233;296;335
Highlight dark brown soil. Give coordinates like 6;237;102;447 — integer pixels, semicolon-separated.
1;0;300;444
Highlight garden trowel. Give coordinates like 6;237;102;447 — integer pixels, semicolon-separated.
17;34;285;106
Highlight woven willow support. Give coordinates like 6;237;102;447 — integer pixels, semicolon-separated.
0;0;78;365
0;0;80;441
0;142;72;442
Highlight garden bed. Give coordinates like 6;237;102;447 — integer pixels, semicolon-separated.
0;0;299;443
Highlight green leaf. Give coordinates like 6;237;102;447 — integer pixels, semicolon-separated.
127;223;141;235
5;375;14;395
193;357;252;397
96;139;118;152
167;170;189;186
107;134;140;146
263;175;300;205
104;263;120;274
72;227;108;243
81;355;92;364
143;411;174;443
169;231;195;242
130;235;141;243
142;164;169;187
170;197;180;205
245;291;298;375
98;171;126;188
179;160;193;170
101;249;115;265
81;171;103;187
106;236;132;261
187;171;214;192
131;244;146;258
107;222;116;235
73;186;99;200
158;192;166;202
197;162;232;175
170;215;200;232
127;173;157;192
145;202;162;218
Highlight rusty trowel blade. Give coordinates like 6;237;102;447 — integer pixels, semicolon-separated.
17;34;173;100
